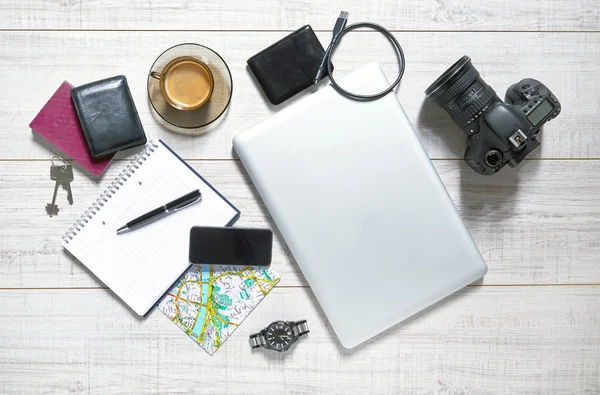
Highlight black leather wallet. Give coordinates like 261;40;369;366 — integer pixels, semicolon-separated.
71;75;147;160
247;25;328;105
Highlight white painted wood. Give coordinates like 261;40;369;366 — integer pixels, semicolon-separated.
1;1;599;392
2;159;600;288
1;0;599;31
0;286;598;394
1;31;599;160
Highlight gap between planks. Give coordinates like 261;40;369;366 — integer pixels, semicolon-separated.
0;284;598;291
0;29;599;33
3;158;600;162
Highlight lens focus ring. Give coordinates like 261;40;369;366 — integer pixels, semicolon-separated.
436;67;479;105
454;86;498;127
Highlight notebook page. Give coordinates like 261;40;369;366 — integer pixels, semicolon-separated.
62;141;239;315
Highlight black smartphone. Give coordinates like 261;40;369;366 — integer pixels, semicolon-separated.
189;226;273;266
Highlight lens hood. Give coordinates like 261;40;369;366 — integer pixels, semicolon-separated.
425;56;472;98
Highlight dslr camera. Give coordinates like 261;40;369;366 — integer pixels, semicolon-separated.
425;56;561;175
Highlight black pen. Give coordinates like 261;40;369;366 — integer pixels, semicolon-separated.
116;189;202;234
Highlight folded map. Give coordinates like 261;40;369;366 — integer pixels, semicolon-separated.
157;264;280;355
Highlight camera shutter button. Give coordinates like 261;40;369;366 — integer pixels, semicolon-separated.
522;84;530;89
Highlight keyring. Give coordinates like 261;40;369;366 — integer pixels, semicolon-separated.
51;156;68;171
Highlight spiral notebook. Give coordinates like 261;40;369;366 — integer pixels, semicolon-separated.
62;140;240;316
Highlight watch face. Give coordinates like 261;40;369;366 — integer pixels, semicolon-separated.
265;321;293;351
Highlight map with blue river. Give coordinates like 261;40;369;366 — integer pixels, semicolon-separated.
157;264;280;355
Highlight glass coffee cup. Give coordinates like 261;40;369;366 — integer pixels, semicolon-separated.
150;56;214;111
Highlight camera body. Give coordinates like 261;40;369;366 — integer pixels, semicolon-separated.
425;56;562;175
464;79;561;174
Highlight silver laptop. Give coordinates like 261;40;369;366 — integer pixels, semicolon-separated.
233;63;487;349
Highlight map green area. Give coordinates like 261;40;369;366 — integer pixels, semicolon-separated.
157;264;280;355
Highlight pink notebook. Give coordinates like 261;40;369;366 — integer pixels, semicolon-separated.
30;81;113;176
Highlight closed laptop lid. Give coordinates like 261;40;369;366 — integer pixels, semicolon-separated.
233;63;487;348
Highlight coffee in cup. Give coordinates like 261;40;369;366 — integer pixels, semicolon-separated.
151;56;214;111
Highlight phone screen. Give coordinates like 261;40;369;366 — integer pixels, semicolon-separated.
189;227;273;266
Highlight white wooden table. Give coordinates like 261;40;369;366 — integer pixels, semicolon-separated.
1;1;599;394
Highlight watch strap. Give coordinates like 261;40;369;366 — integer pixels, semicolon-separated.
292;320;309;337
249;332;266;349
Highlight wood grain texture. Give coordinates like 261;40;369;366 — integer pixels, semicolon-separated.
1;0;599;392
0;286;598;394
2;159;600;289
1;31;599;160
1;0;599;31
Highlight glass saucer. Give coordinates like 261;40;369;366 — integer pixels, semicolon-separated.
147;43;233;130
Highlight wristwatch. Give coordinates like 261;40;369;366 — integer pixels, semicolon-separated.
249;320;309;352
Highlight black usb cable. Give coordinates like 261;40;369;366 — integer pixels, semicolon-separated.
314;11;406;101
314;11;349;83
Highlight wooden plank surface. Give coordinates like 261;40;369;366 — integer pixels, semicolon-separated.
0;286;598;394
1;31;599;160
1;0;599;392
1;0;599;31
2;159;600;289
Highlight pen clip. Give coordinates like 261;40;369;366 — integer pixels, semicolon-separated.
174;195;202;211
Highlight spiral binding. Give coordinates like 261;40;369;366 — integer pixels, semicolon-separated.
62;141;159;244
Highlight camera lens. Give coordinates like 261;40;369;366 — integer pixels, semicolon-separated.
425;56;501;133
485;150;503;167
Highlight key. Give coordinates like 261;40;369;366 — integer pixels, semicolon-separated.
62;176;74;205
52;164;74;205
45;180;60;217
46;164;74;217
61;183;73;204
